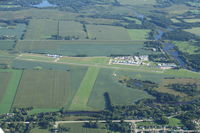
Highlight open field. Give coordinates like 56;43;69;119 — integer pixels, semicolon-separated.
173;41;199;54
118;0;156;6
31;123;110;133
0;70;22;114
128;29;150;40
24;19;57;40
88;69;153;109
16;40;152;56
0;24;26;39
58;56;109;65
0;40;15;50
87;24;131;40
0;9;77;20
13;68;87;110
183;18;200;23
69;67;100;110
59;21;86;39
0;72;12;102
184;27;200;37
16;41;152;56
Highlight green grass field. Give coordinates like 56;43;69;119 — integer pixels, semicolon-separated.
0;72;12;102
184;27;200;37
88;69;153;109
0;40;15;50
16;40;152;56
118;0;156;5
128;29;150;40
87;24;131;40
0;70;22;114
13;68;87;110
0;24;26;39
24;19;57;40
59;21;86;39
184;18;200;23
69;67;100;110
173;41;199;54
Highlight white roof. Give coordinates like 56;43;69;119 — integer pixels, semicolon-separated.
0;128;4;133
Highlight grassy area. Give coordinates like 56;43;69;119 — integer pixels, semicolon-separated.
18;53;55;62
0;24;26;39
13;68;87;109
69;67;100;110
184;27;200;37
59;56;109;65
88;69;153;109
24;19;57;40
87;24;131;40
128;29;150;40
171;18;181;23
183;18;200;23
0;72;12;102
0;40;15;50
118;0;156;5
124;17;142;24
59;123;109;133
168;118;183;127
0;70;22;114
59;21;86;39
173;41;199;54
16;40;151;56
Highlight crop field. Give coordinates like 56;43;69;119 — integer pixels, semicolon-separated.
118;0;156;6
12;68;87;110
128;29;150;40
124;17;142;24
0;70;22;114
184;27;200;37
183;18;200;23
59;56;109;65
0;72;12;102
12;59;73;70
0;24;26;39
31;123;110;133
173;41;200;54
88;69;153;109
59;21;86;39
87;24;131;40
24;19;57;40
0;40;15;50
16;40;152;56
69;67;100;110
0;9;77;20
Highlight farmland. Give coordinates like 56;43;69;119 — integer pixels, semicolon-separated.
13;68;87;110
69;67;100;110
0;40;15;50
87;25;131;40
0;24;26;39
16;40;152;56
173;41;200;54
184;27;200;37
128;29;150;40
0;69;22;114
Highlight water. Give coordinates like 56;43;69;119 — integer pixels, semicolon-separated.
162;43;185;67
155;29;185;67
32;0;56;8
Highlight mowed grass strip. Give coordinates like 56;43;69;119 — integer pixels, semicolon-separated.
69;67;100;110
0;70;22;114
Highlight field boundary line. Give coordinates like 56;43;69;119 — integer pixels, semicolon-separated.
9;70;24;112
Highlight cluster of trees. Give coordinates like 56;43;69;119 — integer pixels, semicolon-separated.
105;120;130;133
167;83;199;96
162;30;200;41
178;51;200;71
